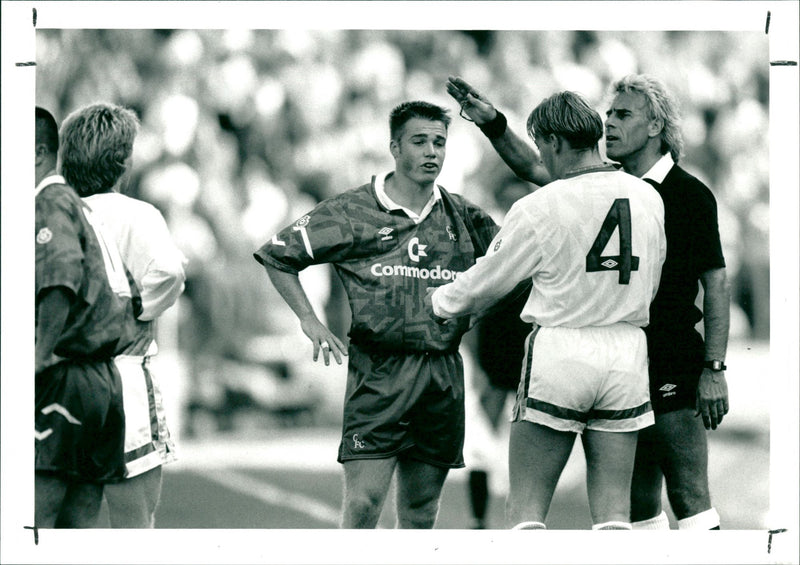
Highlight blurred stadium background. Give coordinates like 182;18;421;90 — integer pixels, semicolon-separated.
35;28;771;530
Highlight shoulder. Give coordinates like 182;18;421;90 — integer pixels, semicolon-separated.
664;165;717;205
36;183;84;215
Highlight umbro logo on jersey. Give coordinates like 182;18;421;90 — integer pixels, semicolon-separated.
408;237;428;262
379;227;394;241
294;215;311;227
601;259;619;269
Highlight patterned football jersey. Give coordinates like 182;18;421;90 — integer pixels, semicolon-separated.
433;166;666;328
35;177;136;367
254;175;498;352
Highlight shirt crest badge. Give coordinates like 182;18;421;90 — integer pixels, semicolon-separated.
36;227;53;245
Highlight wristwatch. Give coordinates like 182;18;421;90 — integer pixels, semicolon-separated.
703;360;727;372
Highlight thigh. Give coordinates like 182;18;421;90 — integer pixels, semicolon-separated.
582;429;639;523
36;360;126;483
513;327;605;433
35;473;68;528
338;348;420;463
342;458;397;503
407;352;465;468
589;326;653;432
55;481;104;528
653;408;711;517
105;466;164;528
507;421;576;524
396;458;449;504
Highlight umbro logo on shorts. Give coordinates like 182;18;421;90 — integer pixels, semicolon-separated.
659;383;677;397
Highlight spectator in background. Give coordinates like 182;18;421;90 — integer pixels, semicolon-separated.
431;90;666;530
449;73;730;530
254;101;501;528
59;102;187;528
35;107;133;527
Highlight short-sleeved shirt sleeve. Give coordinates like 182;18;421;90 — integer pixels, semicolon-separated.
254;197;355;274
36;185;86;298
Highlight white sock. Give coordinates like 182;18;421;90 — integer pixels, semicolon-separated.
632;511;670;530
677;508;720;530
512;521;546;530
593;521;632;530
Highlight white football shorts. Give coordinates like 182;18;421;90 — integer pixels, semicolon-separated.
512;323;654;433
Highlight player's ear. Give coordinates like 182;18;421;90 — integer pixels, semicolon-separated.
35;142;48;166
389;138;399;159
648;117;664;139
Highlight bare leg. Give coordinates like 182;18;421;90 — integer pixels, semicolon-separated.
630;424;665;522
54;481;104;528
506;421;575;527
582;429;638;525
395;458;449;529
105;466;163;528
341;458;397;528
657;408;713;520
35;473;67;528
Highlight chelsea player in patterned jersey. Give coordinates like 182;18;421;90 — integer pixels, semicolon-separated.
254;101;500;529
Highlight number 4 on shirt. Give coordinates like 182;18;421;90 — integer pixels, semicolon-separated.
585;198;639;285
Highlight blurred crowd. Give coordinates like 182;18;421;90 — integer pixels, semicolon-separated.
35;29;770;435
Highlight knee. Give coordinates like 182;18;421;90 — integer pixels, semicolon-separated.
343;488;386;528
665;479;711;519
398;491;440;528
630;481;663;521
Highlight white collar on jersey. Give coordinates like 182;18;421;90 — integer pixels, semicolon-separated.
374;171;441;224
34;173;67;198
642;153;675;184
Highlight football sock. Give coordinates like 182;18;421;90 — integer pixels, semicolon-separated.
468;470;489;528
512;521;546;530
677;508;720;530
593;521;632;530
632;511;670;530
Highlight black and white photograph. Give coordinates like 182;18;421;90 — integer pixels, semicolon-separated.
2;1;798;564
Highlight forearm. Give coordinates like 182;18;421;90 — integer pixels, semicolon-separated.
36;287;72;372
702;268;730;360
138;268;186;321
264;263;319;324
488;125;550;186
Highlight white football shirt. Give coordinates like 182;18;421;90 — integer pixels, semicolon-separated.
432;168;666;328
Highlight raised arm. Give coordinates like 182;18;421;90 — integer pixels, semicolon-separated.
263;262;346;366
447;76;551;186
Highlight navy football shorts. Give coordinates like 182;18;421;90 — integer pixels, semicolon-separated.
338;344;465;469
645;328;705;415
35;359;127;483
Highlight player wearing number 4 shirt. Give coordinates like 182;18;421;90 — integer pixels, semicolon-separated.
432;91;666;530
255;101;500;529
